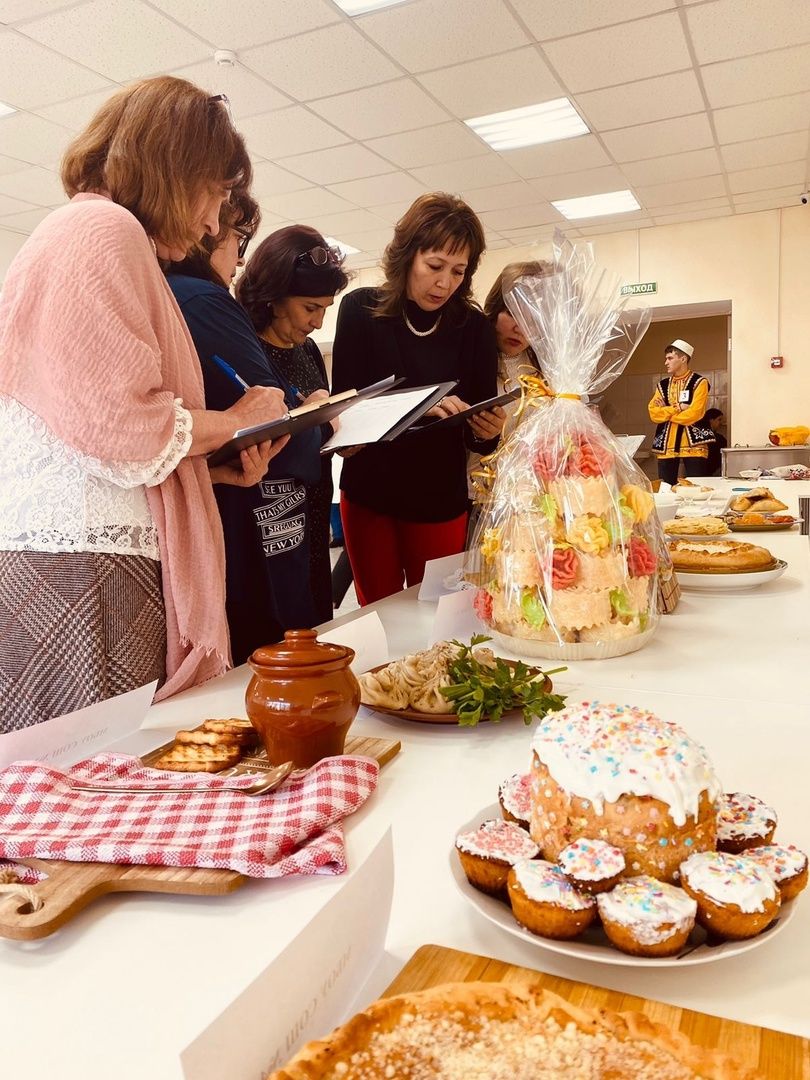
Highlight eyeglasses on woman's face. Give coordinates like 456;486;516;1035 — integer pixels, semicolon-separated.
297;244;340;267
234;227;252;260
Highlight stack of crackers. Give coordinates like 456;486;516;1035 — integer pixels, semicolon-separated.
153;719;259;773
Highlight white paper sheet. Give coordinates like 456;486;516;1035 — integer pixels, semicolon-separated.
417;551;473;601
0;680;157;769
616;434;646;457
320;611;389;674
430;589;480;645
322;386;440;450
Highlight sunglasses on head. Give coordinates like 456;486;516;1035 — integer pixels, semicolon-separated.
297;244;340;267
208;92;235;126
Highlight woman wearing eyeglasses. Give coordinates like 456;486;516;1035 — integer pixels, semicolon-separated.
330;193;505;606
236;226;351;627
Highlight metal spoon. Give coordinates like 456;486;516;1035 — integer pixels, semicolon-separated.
68;760;295;797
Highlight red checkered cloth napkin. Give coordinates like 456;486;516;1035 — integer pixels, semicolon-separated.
0;753;379;878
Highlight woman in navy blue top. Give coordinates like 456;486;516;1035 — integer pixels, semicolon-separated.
166;194;329;663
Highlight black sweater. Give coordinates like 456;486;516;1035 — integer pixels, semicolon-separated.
330;288;498;522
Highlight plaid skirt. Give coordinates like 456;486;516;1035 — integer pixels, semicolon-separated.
0;551;166;732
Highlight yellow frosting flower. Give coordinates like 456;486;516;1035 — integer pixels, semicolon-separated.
621;483;654;522
567;514;610;554
480;528;501;559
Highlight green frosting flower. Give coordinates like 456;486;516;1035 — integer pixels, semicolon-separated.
521;588;547;628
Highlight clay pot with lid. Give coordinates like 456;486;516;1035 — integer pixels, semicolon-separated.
245;630;361;768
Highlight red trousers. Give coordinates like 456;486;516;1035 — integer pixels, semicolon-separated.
340;496;468;606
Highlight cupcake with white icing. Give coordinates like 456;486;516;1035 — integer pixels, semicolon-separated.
530;702;722;883
597;876;697;957
498;773;532;829
680;851;781;939
455;819;539;897
558;837;625;894
716;792;777;854
736;844;807;902
507;859;597;939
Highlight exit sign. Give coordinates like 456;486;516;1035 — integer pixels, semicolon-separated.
621;281;657;295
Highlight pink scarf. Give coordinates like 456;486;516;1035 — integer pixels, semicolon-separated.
0;194;230;698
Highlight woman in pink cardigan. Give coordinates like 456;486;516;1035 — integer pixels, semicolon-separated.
0;77;289;731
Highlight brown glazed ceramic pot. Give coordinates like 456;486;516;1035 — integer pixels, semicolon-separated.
245;630;361;768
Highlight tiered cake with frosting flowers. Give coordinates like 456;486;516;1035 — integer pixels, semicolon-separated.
468;236;665;660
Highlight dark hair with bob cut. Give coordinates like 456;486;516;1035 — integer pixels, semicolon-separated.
483;260;553;371
236;224;351;333
167;189;261;289
704;407;724;422
376;193;486;320
61;76;252;253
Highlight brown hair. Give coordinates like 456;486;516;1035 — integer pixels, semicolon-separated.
236;224;351;333
376;193;486;319
483;260;553;370
167;189;261;289
61;76;252;252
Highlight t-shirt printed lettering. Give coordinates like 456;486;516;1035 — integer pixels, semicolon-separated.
253;478;307;557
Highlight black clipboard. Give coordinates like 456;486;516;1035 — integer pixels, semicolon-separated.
320;380;459;453
406;387;520;433
208;375;400;466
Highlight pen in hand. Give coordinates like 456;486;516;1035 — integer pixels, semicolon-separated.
210;353;250;393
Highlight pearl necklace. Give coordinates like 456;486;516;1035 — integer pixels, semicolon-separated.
403;310;442;337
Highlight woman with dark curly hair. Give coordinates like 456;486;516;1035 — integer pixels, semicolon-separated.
330;193;504;605
236;226;351;627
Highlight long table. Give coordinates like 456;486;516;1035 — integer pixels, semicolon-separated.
4;478;809;1074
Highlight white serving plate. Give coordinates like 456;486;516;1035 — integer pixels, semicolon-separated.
675;559;787;591
451;803;797;968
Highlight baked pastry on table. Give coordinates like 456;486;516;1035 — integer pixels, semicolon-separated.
742;844;808;902
679;851;781;939
455;819;539;897
506;858;597;938
664;516;729;536
716;793;777;854
667;539;775;572
268;980;758;1079
728;487;788;514
596;875;697;957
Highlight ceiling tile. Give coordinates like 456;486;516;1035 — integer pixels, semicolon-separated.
542;12;691;93
332;227;392;251
411;154;520;192
262;187;356;220
735;194;801;214
0;191;39;215
0;205;52;232
602;113;714;162
278;144;393;185
309;80;449;140
418;47;561;120
242;23;398;101
721;131;808;173
147;0;339;51
34;87;120;131
327;171;426;207
728;161;807;195
713;92;810;144
371;199;424;225
635;174;728;207
170;60;290;118
365;122;489;169
702;44;810;109
358;0;529;73
0;0;80;20
239;106;350;158
687;0;810;65
463;181;540;213
22;0;211;80
0;112;73;168
0;154;30;176
734;183;801;205
252;208;288;232
478;203;562;231
621;148;722;187
0;28;111;109
504;135;611;179
576;71;705;130
530;165;631;200
644;196;731;215
577;214;654;235
0;165;65;206
250;160;311;199
510;0;673;39
652;207;733;225
311;208;391;235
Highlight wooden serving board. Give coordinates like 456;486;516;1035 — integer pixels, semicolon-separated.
0;734;400;941
383;945;810;1079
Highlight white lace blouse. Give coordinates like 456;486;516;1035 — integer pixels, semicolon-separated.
0;395;193;561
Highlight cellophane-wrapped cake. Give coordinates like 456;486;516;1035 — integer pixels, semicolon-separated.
468;236;665;660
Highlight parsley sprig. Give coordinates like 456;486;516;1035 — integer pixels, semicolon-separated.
439;635;567;726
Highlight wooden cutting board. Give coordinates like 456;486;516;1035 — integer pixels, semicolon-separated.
383;945;810;1079
0;734;400;941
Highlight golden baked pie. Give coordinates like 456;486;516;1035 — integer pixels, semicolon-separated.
667;539;775;572
270;982;756;1079
729;487;788;514
664;516;729;535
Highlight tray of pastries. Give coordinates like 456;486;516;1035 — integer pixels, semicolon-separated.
727;487;789;515
666;538;787;589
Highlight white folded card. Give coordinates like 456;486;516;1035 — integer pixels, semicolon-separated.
322;382;455;451
418;551;472;602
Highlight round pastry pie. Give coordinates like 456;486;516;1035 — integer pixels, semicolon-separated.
507;859;597;939
530;703;721;882
667;539;775;572
742;844;808;902
597;875;697;957
716;792;777;854
455;819;539;897
558;837;625;893
498;772;532;829
680;851;781;939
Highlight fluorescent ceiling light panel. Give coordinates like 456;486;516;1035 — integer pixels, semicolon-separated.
465;98;589;152
326;236;360;256
333;0;409;14
0;101;16;119
552;190;640;220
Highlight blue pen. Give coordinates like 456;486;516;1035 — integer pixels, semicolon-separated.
211;353;250;393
